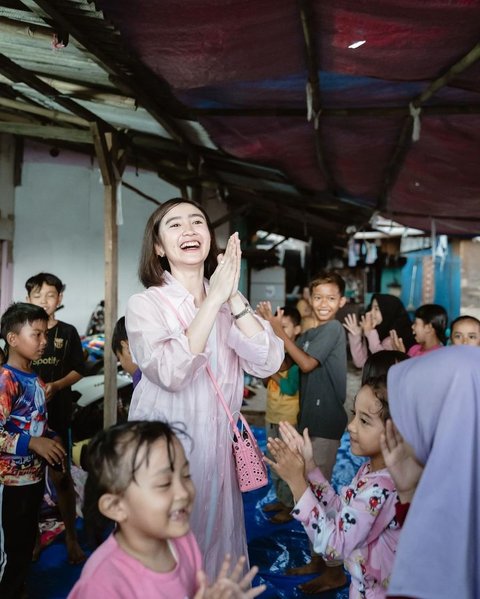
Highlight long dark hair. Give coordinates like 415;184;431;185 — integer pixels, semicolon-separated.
138;198;219;288
369;293;415;350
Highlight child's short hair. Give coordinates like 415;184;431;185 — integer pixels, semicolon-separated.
309;271;346;296
83;421;188;545
25;272;65;295
415;304;448;345
0;302;49;345
281;306;301;328
362;375;389;422
111;316;128;355
361;350;409;386
450;314;480;333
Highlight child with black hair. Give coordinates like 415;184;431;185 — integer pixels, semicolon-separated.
112;317;141;388
390;303;447;358
361;350;409;386
26;271;86;563
449;314;480;346
0;302;66;598
68;421;265;599
266;376;400;599
262;306;302;524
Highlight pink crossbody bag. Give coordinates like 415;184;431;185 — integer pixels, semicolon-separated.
158;291;268;492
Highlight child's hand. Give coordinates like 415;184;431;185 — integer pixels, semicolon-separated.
255;301;274;321
195;555;266;598
256;303;284;338
265;437;307;501
278;422;315;474
29;436;66;471
343;313;362;336
380;419;424;504
44;381;60;401
389;329;406;353
360;312;374;334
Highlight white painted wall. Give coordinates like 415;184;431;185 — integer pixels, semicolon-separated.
13;142;180;334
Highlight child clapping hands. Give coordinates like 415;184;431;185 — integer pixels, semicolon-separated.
266;377;400;599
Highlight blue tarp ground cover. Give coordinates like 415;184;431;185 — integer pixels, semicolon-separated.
27;429;362;599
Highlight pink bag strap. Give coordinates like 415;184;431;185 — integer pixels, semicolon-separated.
157;291;240;432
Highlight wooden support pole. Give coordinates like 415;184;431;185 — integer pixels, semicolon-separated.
0;134;15;314
103;179;118;428
91;124;125;428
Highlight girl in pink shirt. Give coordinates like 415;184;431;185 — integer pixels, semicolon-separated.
266;377;400;599
390;303;447;358
68;421;265;599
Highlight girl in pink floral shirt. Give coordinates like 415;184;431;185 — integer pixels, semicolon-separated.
266;377;400;599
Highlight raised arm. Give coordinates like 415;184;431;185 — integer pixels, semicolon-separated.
256;303;318;373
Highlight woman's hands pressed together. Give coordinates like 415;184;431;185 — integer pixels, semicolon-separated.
209;233;242;307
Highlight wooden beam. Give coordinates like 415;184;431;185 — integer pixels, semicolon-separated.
91;123;114;187
0;97;89;126
192;104;480;117
103;179;118;428
211;203;251;228
0;121;91;143
24;0;224;191
390;210;480;222
0;53;114;128
378;41;480;211
90;128;126;427
0;16;53;43
298;0;337;193
121;180;161;206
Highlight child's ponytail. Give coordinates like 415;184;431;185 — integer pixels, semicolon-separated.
415;304;448;345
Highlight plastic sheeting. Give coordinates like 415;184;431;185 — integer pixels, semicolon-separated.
244;428;364;599
96;0;480;234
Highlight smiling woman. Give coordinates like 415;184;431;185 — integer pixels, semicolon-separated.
125;198;284;579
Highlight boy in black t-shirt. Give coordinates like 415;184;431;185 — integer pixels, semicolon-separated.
26;272;86;564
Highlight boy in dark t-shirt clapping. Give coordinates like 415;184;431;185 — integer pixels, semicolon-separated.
26;272;85;564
